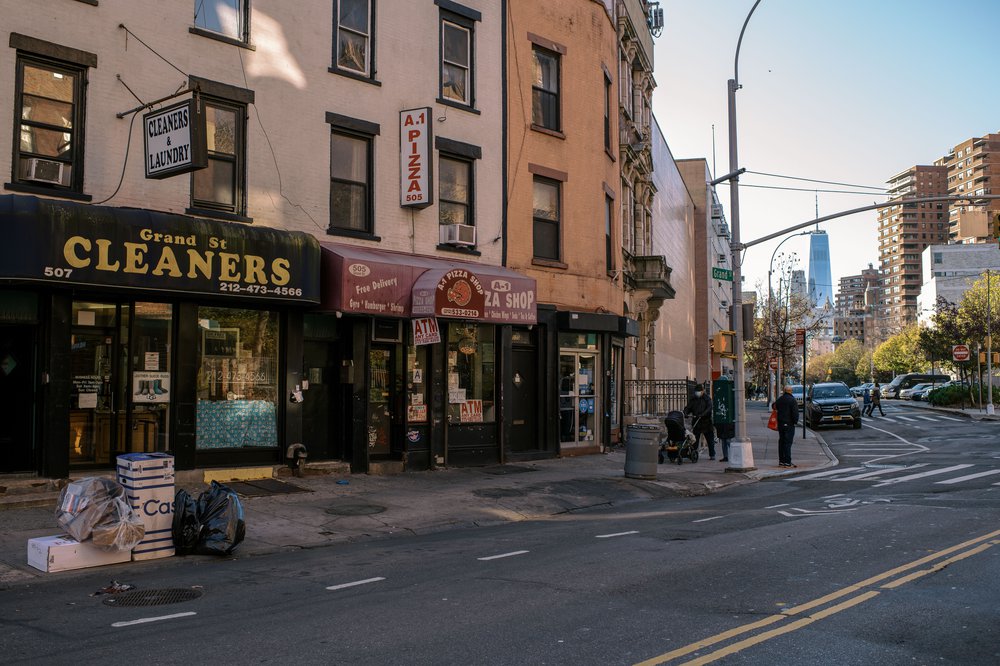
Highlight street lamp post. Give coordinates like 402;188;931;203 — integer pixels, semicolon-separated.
725;0;763;473
767;230;813;404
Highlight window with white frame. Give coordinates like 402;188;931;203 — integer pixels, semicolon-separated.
194;0;249;42
334;0;373;76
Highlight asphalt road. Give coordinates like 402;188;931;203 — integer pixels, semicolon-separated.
2;403;998;665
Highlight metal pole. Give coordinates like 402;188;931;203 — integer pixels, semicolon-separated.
723;0;762;472
988;269;994;415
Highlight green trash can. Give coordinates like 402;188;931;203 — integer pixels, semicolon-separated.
625;424;660;480
712;377;735;427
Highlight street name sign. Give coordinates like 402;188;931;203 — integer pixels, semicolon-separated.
712;267;733;281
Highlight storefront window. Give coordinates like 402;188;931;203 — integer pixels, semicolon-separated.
447;323;495;424
407;343;429;423
558;332;598;350
196;307;279;449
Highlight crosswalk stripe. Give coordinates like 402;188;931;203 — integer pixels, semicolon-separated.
873;464;975;487
934;469;1000;485
935;415;964;422
914;416;939;422
871;417;898;423
789;467;864;481
835;464;928;481
894;416;919;422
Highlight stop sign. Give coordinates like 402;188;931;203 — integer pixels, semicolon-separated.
769;358;779;370
952;344;971;362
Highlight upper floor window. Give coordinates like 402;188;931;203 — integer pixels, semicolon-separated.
335;0;373;76
330;130;373;234
439;155;473;227
532;176;560;261
191;98;246;216
441;20;471;105
603;72;612;151
13;55;86;192
605;195;614;272
532;46;560;131
195;0;249;42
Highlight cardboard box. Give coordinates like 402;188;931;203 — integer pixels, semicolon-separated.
28;535;131;573
118;453;175;561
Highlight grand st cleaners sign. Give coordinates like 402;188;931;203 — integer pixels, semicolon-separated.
0;195;320;303
143;100;207;179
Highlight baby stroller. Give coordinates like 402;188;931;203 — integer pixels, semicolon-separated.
659;410;699;464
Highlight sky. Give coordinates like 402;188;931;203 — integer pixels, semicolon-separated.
652;0;1000;300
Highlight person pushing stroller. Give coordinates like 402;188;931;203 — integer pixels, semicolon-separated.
684;384;716;461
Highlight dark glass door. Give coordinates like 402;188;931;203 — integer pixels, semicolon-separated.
368;345;395;456
0;326;35;472
509;347;537;452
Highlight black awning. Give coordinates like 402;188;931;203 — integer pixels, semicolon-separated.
0;195;320;304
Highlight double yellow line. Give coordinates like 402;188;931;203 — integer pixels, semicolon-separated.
635;528;1000;665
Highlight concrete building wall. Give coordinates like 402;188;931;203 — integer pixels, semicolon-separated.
3;0;503;263
918;243;1000;325
505;0;622;314
650;119;696;379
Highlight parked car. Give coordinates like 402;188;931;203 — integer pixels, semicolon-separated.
881;373;950;399
850;382;874;397
789;384;804;407
910;385;933;401
899;383;934;400
806;382;862;429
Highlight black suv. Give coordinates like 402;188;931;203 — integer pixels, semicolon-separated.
806;382;862;430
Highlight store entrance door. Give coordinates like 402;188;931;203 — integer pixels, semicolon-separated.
0;326;35;472
368;344;398;458
558;351;600;449
69;301;172;468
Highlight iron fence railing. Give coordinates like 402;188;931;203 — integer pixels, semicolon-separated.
623;379;701;417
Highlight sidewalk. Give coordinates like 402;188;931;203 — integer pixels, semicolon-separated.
0;401;834;582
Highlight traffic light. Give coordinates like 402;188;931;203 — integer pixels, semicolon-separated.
979;351;1000;364
713;330;737;359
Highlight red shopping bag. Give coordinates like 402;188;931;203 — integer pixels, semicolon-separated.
767;409;778;431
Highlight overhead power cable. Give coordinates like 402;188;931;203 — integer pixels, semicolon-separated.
744;170;886;191
728;183;890;196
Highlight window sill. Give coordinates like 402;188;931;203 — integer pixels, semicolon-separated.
5;182;92;202
328;66;382;86
436;97;480;115
436;243;481;256
326;227;381;242
532;258;568;269
74;0;98;5
188;27;255;50
531;124;565;139
185;207;253;224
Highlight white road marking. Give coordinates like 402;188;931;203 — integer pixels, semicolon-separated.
935;469;1000;485
778;508;856;517
112;612;196;628
870;417;898;423
873;464;975;487
789;467;864;481
764;503;789;509
692;516;724;523
835;464;928;481
477;550;529;561
596;531;639;538
914;416;940;422
894;416;919;422
326;577;386;591
934;415;964;422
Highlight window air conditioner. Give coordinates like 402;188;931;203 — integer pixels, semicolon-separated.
440;223;476;247
25;158;65;185
711;204;724;219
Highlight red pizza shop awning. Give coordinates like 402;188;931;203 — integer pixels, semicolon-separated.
320;243;537;325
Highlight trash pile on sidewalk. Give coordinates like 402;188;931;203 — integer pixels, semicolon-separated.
26;453;245;573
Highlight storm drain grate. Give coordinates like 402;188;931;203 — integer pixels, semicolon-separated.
103;588;203;608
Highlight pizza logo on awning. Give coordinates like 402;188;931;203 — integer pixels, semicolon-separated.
447;279;473;307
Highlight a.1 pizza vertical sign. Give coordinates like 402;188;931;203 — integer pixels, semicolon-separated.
400;108;433;209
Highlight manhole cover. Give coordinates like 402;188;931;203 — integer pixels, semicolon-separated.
325;503;386;516
103;588;203;608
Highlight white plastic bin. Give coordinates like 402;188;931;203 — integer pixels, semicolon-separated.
117;453;175;561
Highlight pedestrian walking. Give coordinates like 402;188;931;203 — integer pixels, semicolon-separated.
716;421;734;462
867;383;885;416
773;385;799;468
684;384;716;460
862;386;872;414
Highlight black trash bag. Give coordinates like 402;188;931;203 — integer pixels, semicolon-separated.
196;481;246;556
172;489;201;555
171;482;245;556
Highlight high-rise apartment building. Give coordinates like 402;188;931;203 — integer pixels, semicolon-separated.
936;133;1000;243
834;264;880;344
876;165;949;330
807;231;833;309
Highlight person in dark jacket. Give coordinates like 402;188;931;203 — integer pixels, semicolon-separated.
773;384;800;468
684;385;716;460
